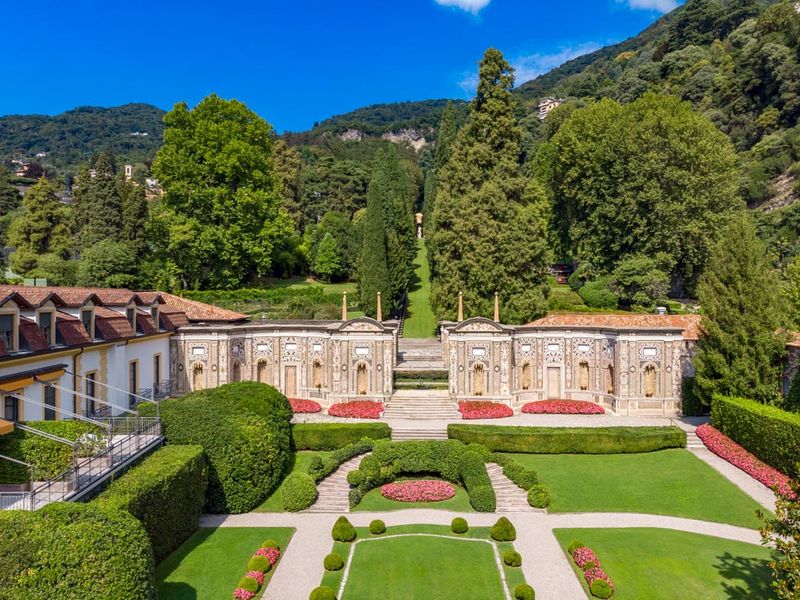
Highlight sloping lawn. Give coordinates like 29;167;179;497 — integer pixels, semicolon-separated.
403;239;437;338
352;478;474;512
554;528;777;600
256;451;329;512
511;449;766;528
156;527;294;600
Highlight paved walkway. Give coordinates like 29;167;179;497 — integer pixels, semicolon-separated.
305;455;365;513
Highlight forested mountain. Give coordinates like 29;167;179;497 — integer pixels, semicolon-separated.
0;104;165;170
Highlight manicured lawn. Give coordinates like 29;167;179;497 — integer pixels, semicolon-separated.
510;449;766;528
353;478;474;512
329;525;516;600
403;239;437;338
554;528;777;600
256;451;329;512
156;527;294;600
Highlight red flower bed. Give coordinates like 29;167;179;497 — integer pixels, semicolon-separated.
381;480;456;503
584;566;614;589
522;400;605;415
232;542;282;599
328;401;384;419
289;399;322;413
458;401;513;420
696;424;794;496
570;545;615;597
572;547;600;569
254;546;281;566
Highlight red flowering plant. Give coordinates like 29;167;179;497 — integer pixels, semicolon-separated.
572;547;600;570
696;424;794;497
522;400;605;415
255;546;281;566
381;480;456;502
246;571;264;586
231;543;282;599
584;566;614;589
458;401;513;420
289;399;322;413
328;401;384;419
232;589;255;600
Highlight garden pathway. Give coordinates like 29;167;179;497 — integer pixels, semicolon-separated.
304;455;366;513
486;463;534;512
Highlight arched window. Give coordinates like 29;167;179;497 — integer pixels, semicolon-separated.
312;359;323;389
644;365;657;398
192;364;205;391
521;361;532;391
473;363;486;397
356;363;368;395
606;365;615;395
579;361;590;391
256;360;270;384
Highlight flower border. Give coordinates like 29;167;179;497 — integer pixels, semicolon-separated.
522;400;605;415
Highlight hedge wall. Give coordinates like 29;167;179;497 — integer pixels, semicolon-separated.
0;420;104;484
448;425;686;454
95;445;207;563
292;423;391;450
140;382;292;513
0;502;155;599
712;394;800;476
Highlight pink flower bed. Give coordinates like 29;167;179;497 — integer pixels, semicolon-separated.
522;400;605;415
232;589;255;600
289;399;322;413
584;566;614;589
231;543;282;599
570;545;615;597
696;424;794;497
572;547;600;569
254;546;281;566
458;401;513;420
380;480;456;503
246;571;264;586
328;400;384;419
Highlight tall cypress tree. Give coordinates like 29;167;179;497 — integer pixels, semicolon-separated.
73;152;122;251
118;177;148;258
694;212;788;407
425;101;459;272
0;167;21;216
359;162;391;318
430;48;551;324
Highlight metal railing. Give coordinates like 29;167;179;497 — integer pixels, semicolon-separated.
137;380;173;402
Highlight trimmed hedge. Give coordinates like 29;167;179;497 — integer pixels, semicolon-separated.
514;583;535;600
712;394;800;476
310;586;337;600
308;439;375;483
140;382;292;514
681;377;703;416
292;423;391;450
95;444;207;563
452;517;468;534
448;425;686;454
0;420;105;483
369;519;386;535
491;517;516;541
527;484;551;509
0;502;155;599
281;472;318;512
324;552;344;571
332;516;357;542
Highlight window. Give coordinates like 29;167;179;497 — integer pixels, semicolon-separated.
81;309;93;338
0;314;14;350
154;354;161;387
129;361;138;408
126;307;136;329
44;384;56;420
85;372;96;416
3;395;19;421
151;306;159;328
38;311;53;345
579;361;590;391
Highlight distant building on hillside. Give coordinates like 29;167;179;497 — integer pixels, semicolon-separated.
538;97;563;120
124;164;133;181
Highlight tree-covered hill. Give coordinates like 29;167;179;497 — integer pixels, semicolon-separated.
0;103;165;171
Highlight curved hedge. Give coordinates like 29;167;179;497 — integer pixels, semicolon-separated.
308;439;375;482
292;423;391;450
448;424;686;454
712;394;800;476
95;445;207;562
140;382;292;513
0;502;155;599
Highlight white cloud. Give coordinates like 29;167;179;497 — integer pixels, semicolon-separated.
619;0;679;14
434;0;492;15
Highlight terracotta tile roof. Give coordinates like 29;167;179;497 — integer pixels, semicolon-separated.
135;291;165;305
19;317;50;351
0;290;33;309
56;311;91;346
160;309;190;330
0;285;108;307
94;306;135;340
136;311;159;335
524;313;703;341
158;292;247;323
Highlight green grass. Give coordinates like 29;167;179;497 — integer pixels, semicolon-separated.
264;277;357;296
510;449;766;528
328;525;519;600
554;528;777;600
403;239;437;338
156;527;294;600
352;478;474;512
256;451;329;512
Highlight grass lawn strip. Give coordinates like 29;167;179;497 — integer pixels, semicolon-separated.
156;527;294;600
338;533;511;600
353;477;474;512
402;239;437;338
553;527;777;600
511;449;766;528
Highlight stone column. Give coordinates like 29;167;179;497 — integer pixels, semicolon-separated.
458;292;464;322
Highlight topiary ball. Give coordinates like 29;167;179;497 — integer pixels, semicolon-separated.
331;516;357;542
281;472;318;512
568;541;585;554
237;575;260;594
247;555;271;573
514;583;535;600
503;550;522;567
346;470;365;487
323;552;344;571
261;539;280;549
369;519;386;535
451;517;469;534
310;585;337;600
527;484;551;509
583;560;598;572
490;516;516;541
590;579;613;599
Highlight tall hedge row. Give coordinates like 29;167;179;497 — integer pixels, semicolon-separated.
95;445;207;562
140;382;292;513
0;502;155;599
292;423;391;450
712;394;800;476
448;425;686;454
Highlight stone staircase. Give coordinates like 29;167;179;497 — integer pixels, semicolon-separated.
383;389;460;420
486;463;533;512
396;338;446;372
304;455;365;513
685;430;705;450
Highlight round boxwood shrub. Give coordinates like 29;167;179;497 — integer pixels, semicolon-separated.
369;519;386;535
469;484;497;512
324;552;344;571
262;539;280;549
451;517;469;534
527;484;551;509
238;575;260;593
347;470;365;486
490;516;516;542
590;579;614;599
281;472;318;512
514;583;535;600
331;516;357;542
568;540;585;554
583;560;598;571
503;550;522;567
140;382;293;514
310;585;337;600
247;554;271;573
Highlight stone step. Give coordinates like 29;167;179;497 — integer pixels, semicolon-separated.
391;429;449;441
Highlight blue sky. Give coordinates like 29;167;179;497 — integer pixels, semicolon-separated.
0;0;681;132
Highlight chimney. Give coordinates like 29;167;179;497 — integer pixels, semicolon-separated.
656;306;667;316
